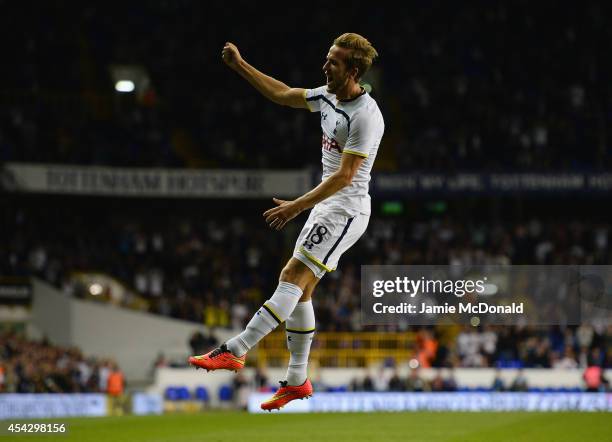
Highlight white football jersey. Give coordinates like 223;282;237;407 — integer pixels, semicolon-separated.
304;86;384;215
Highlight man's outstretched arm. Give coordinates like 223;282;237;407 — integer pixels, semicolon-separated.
263;153;365;230
222;42;308;109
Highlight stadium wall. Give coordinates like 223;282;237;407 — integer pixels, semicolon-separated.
29;279;72;346
29;279;234;382
151;367;612;407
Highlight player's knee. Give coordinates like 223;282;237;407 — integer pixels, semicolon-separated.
299;291;312;302
279;263;300;284
279;259;313;286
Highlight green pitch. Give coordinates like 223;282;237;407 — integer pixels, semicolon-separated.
7;411;612;442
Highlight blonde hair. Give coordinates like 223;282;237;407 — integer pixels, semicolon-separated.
333;33;378;79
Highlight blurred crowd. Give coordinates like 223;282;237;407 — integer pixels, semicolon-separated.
1;2;611;170
441;324;610;369
347;365;608;393
2;200;610;370
0;332;124;394
3;204;610;325
349;367;458;393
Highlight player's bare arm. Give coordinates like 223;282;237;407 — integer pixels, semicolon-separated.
263;153;365;230
222;42;308;109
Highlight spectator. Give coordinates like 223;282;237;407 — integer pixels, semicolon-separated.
583;363;607;392
107;363;125;397
107;362;126;416
373;367;391;392
232;372;250;410
254;367;269;391
405;369;426;392
443;369;458;392
553;346;579;369
362;375;375;392
430;370;445;392
510;369;529;392
188;331;208;356
416;329;438;368
388;369;405;392
491;370;505;391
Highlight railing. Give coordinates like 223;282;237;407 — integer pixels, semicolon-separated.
253;331;416;367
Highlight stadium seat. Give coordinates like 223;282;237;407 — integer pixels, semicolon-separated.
164;386;191;401
176;387;190;400
164;387;179;401
218;385;233;402
496;360;524;369
195;386;210;402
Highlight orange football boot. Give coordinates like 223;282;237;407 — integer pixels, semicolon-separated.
188;344;245;372
261;379;313;411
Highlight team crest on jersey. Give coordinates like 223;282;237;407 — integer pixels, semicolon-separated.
322;133;342;154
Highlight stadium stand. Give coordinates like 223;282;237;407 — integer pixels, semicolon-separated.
1;2;610;170
0;2;610;424
2;197;610;371
0;331;122;394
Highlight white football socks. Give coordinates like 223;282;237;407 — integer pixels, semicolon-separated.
285;300;315;386
226;281;303;357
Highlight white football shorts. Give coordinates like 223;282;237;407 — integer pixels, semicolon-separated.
293;204;369;279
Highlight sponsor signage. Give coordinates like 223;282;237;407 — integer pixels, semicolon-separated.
131;393;163;415
0;394;107;419
248;392;612;413
3;163;310;198
4;163;612;197
372;172;612;195
0;278;32;305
